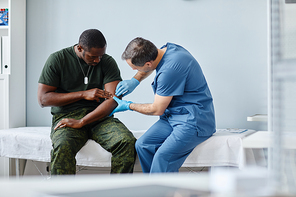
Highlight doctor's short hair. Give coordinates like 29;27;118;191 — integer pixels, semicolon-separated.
122;37;158;67
79;29;106;52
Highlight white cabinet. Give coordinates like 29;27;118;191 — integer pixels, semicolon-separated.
0;0;26;177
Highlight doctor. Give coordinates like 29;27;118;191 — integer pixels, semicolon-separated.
113;37;216;173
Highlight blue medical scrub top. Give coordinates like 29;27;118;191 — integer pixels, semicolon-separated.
151;43;216;136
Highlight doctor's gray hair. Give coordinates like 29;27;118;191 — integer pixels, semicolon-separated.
122;37;158;67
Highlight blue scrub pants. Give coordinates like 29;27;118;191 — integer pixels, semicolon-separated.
135;117;211;173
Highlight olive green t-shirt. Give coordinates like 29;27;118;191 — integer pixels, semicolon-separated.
38;45;122;115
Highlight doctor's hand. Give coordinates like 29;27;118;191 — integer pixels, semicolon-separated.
115;78;139;97
54;118;83;130
109;96;133;116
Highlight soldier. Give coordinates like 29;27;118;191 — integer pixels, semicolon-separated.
38;29;136;175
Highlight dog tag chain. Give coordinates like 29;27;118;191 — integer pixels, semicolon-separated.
76;53;91;84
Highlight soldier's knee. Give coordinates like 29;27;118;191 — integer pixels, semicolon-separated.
124;135;136;149
53;139;75;155
113;135;136;155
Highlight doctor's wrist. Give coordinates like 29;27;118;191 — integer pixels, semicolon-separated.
129;103;134;111
131;77;140;85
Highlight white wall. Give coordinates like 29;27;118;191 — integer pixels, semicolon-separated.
26;0;268;131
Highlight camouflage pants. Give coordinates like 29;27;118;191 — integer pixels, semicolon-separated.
50;108;136;175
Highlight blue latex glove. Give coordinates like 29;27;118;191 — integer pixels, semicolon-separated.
109;96;133;116
115;78;139;97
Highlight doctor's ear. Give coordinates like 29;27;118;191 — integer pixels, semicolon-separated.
145;61;153;67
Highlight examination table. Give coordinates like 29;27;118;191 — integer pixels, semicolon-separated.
0;127;261;176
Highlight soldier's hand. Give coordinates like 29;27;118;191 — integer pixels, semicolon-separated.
54;118;83;130
82;88;112;102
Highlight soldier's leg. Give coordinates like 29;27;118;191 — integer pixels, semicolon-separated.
51;110;89;175
90;117;136;173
